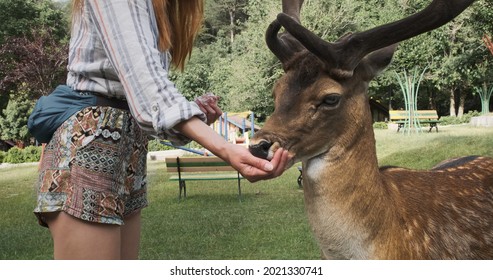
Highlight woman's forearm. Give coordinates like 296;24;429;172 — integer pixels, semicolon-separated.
173;117;232;161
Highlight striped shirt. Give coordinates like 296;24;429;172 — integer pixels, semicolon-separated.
67;0;205;145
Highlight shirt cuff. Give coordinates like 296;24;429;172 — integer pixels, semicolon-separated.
152;100;206;146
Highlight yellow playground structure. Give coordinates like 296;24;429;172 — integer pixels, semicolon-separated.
211;111;259;146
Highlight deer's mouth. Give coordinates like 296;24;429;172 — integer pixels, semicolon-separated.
249;140;281;161
249;140;298;169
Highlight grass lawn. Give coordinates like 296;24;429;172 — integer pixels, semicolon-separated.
1;125;492;260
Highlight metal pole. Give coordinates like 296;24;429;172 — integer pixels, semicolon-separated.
250;111;255;137
224;112;229;141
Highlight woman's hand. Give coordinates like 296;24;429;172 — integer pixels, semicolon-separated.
224;144;291;183
195;93;222;125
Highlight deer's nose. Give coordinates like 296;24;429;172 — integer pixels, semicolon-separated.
249;140;273;160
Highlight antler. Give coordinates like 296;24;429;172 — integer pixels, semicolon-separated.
269;0;476;77
266;0;305;68
282;0;303;23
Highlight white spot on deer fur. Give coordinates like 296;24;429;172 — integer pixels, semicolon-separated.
305;156;326;180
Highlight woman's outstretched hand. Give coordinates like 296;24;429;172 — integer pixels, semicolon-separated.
224;144;291;183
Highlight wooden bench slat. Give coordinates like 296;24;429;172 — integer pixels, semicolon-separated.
169;173;243;181
165;157;229;164
166;161;231;167
166;166;237;172
389;110;439;120
389;110;408;120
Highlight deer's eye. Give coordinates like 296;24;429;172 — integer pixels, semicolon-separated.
323;95;341;107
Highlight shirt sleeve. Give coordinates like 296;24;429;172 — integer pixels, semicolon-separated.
85;0;206;145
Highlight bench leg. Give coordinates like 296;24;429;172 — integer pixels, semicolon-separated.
179;180;186;199
428;124;438;133
237;172;242;201
397;123;404;132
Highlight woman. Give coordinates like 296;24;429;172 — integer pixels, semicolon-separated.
34;0;289;260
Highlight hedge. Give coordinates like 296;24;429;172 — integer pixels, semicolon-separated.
1;146;42;164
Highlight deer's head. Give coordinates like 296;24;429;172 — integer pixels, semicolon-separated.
249;0;475;167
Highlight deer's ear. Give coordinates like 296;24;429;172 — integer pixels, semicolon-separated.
355;44;398;81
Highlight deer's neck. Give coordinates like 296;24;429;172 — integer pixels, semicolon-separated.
302;123;392;259
303;122;383;197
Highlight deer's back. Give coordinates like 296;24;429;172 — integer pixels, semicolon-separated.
379;156;493;259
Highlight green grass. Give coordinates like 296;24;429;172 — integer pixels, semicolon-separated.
140;163;316;260
0;164;53;259
1;125;493;260
0;162;317;260
376;125;493;169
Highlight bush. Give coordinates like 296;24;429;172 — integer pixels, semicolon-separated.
2;145;42;164
4;147;24;164
23;146;42;162
148;139;174;152
439;111;480;126
373;122;388;129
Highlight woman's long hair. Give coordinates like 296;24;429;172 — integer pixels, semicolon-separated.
71;0;203;71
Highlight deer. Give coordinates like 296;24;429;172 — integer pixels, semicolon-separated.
249;0;493;259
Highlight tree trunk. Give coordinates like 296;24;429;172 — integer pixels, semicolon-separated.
229;8;235;45
449;88;457;117
428;89;436;110
458;90;465;117
388;87;393;111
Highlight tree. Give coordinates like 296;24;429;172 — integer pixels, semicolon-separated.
0;27;68;101
434;0;493;117
0;0;69;144
175;0;281;118
0;91;32;144
0;0;69;105
0;0;40;43
202;0;248;47
0;0;68;43
211;0;281;118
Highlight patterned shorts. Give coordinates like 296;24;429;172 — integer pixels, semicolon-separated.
34;106;149;227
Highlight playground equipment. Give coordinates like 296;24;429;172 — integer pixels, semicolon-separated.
212;111;257;146
160;111;258;155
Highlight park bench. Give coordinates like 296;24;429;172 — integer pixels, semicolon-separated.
165;156;243;199
389;110;440;132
